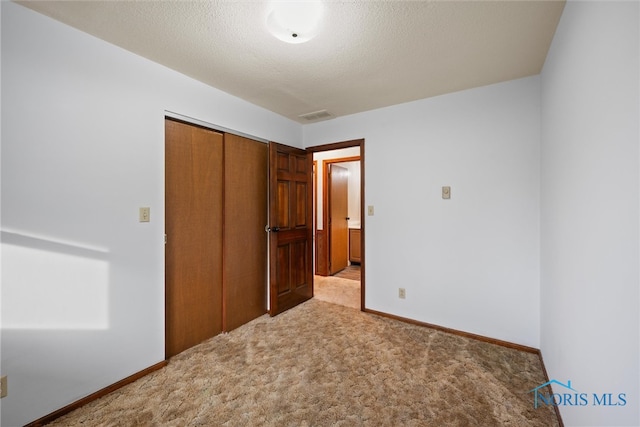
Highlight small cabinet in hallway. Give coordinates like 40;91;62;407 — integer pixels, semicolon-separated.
349;228;361;264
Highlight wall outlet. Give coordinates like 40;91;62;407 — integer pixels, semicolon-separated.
442;186;451;199
398;288;406;299
1;375;7;398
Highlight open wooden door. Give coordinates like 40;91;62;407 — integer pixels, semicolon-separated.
268;142;313;316
329;164;349;275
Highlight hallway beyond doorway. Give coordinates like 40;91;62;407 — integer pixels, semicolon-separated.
314;275;360;310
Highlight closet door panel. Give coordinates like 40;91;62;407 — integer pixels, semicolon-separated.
165;119;223;358
223;134;268;331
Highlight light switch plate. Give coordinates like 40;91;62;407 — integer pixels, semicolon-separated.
139;207;150;222
442;186;451;199
367;205;374;216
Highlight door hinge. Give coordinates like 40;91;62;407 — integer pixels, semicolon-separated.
164;234;167;244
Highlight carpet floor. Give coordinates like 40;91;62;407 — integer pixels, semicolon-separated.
48;299;558;426
314;275;361;310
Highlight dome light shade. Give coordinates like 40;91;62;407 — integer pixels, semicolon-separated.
266;1;324;44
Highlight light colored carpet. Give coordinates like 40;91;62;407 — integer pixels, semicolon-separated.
48;299;558;426
314;275;360;310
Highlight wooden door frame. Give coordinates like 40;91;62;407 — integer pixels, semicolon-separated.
307;139;365;311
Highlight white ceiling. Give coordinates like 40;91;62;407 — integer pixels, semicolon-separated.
18;0;565;123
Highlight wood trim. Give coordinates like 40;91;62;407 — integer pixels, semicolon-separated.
364;308;540;354
26;361;167;427
306;139;364;153
322;161;328;263
313;160;318;233
359;141;365;312
325;155;360;163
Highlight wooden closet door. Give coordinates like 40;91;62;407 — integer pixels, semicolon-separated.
223;134;268;331
165;119;223;358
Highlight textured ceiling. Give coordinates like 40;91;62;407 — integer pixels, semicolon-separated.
18;0;565;123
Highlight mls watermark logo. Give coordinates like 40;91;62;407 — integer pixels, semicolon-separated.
528;379;627;409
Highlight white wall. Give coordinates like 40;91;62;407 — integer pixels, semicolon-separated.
540;2;639;426
305;76;542;348
0;3;301;426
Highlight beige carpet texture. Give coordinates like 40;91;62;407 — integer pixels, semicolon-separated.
314;275;361;310
48;297;559;426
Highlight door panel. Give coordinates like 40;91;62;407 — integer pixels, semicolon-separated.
277;182;290;227
269;142;313;316
296;183;307;226
165;119;223;358
223;134;268;331
329;164;349;274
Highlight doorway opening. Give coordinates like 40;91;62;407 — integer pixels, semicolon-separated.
308;139;365;311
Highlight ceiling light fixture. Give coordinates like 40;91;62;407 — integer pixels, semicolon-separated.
266;1;324;44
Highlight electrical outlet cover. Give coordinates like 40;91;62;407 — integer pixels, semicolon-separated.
442;186;451;199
